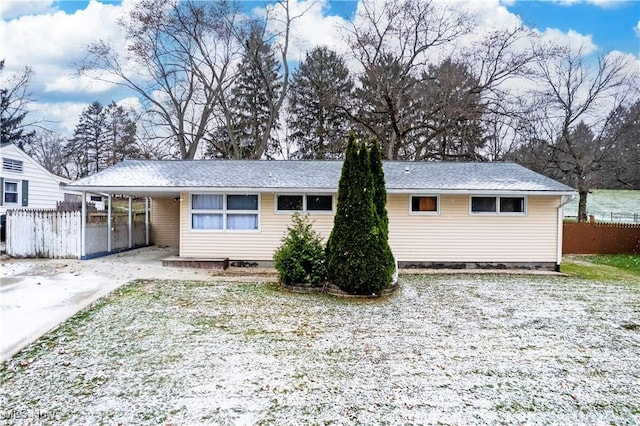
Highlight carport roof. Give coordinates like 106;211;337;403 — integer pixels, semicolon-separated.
66;159;576;196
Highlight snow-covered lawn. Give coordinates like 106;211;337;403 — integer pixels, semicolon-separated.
1;275;639;425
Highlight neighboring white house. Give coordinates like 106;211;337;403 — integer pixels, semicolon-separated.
0;142;80;214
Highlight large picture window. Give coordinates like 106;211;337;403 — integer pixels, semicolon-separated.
276;194;333;213
470;196;526;215
191;193;259;230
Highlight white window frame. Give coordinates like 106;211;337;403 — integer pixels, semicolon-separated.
469;195;527;216
190;193;260;232
3;180;19;205
2;158;23;173
275;193;334;214
409;194;440;215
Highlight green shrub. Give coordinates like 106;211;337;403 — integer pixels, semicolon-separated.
273;213;327;286
326;133;395;295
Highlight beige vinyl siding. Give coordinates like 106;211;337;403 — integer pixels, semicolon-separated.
150;197;180;246
1;144;64;214
387;194;560;262
179;191;561;262
180;192;335;260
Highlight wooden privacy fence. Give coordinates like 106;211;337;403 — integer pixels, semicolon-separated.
563;221;640;254
6;210;81;258
6;209;148;259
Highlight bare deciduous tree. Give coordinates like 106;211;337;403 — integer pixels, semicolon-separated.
515;45;638;220
80;0;243;159
1;60;36;148
344;0;471;159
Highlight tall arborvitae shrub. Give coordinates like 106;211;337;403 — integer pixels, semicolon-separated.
326;132;394;295
369;140;396;282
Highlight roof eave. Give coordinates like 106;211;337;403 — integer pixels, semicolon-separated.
66;185;576;197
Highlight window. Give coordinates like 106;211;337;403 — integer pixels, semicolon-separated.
90;195;103;202
277;195;303;211
306;195;333;211
470;196;526;215
471;196;497;213
191;193;258;230
3;158;23;173
4;181;18;204
276;194;333;213
411;195;439;214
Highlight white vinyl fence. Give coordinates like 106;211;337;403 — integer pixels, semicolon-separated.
6;209;148;259
6;210;81;258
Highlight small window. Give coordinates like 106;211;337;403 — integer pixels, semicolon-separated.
227;194;258;210
276;194;333;213
3;158;23;173
4;181;18;204
306;195;332;211
277;195;303;211
411;196;439;213
471;196;526;215
471;196;497;213
90;195;102;202
192;213;223;230
192;194;223;210
500;197;525;213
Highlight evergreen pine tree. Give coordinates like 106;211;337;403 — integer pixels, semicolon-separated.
208;24;281;159
326;132;394;295
287;46;353;159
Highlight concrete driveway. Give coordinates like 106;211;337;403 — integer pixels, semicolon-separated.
0;246;253;362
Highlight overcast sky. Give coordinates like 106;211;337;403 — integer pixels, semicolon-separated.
1;0;639;138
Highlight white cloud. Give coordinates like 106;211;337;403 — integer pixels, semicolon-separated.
635;20;640;37
262;0;351;62
44;73;119;94
3;0;632;139
544;28;597;55
0;0;56;19
34;101;87;135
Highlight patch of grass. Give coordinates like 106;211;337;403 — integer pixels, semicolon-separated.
584;255;640;276
562;255;640;283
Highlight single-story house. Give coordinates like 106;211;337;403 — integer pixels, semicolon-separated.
67;159;575;270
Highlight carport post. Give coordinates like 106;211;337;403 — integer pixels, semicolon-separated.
145;197;149;246
81;191;86;258
128;196;133;248
107;194;112;252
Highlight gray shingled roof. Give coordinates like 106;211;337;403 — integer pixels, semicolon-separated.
67;160;575;195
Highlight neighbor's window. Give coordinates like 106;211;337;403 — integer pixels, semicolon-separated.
411;195;439;214
2;158;23;173
470;196;526;215
4;181;18;204
276;194;333;213
191;193;258;230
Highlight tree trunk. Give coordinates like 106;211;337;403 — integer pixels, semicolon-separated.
577;189;589;222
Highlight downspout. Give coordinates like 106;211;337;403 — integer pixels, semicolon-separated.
107;194;112;252
145;197;150;246
128;196;133;248
81;191;86;259
556;195;575;272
